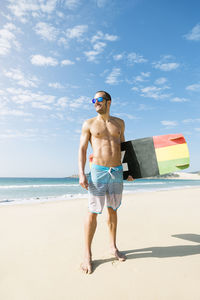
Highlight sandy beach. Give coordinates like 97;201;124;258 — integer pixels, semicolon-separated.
0;187;200;300
163;172;200;180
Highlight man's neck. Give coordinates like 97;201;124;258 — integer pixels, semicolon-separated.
97;113;111;122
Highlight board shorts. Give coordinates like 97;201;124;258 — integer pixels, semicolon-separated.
88;164;123;214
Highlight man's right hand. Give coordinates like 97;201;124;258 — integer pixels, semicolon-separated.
79;174;89;190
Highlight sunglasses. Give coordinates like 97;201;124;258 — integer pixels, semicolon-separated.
92;97;109;104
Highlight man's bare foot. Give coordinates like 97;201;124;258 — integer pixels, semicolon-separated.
111;248;126;261
81;256;92;274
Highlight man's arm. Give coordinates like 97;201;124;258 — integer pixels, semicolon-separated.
78;120;91;190
120;119;125;143
120;119;134;181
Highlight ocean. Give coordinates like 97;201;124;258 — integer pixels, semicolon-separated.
0;177;200;205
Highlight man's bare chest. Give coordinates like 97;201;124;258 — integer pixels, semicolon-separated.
90;121;121;139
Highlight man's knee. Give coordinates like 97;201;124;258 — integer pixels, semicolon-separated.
107;207;117;223
107;207;117;216
87;211;98;223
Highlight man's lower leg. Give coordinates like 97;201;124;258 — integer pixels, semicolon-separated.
81;212;97;273
107;207;126;261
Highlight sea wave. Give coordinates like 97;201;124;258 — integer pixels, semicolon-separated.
0;193;88;205
124;182;165;186
1;185;200;206
0;184;80;189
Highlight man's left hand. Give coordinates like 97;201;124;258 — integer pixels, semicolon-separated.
126;175;134;181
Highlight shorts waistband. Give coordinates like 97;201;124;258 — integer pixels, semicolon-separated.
91;164;123;171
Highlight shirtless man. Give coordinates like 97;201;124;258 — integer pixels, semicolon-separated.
79;91;133;274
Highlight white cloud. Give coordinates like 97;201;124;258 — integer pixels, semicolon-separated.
7;87;55;105
182;118;200;124
0;108;32;117
84;50;101;62
7;0;58;22
104;33;118;41
65;115;75;122
0;22;20;55
96;0;107;8
74;129;81;134
134;72;150;82
171;97;189;103
55;95;90;110
56;97;69;108
154;77;167;85
93;41;106;52
184;24;200;41
84;42;106;62
31;54;58;66
0;131;33;139
65;0;80;10
48;82;63;89
85;30;118;62
153;55;180;72
51;112;65;120
105;68;121;85
1;12;13;21
131;86;139;92
154;62;179;71
137;104;153;111
0;129;53;140
195;128;200;132
161;120;178;127
186;83;200;92
69;96;90;109
127;52;147;65
37;0;58;14
66;25;88;40
56;11;64;18
61;59;75;65
34;22;58;41
91;31;118;43
140;85;170;99
0;90;6;96
3;68;38;87
115;113;138;120
113;53;124;61
32;102;52;110
58;37;68;47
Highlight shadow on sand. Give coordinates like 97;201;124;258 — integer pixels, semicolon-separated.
92;233;200;272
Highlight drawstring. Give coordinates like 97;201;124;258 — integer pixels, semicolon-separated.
108;167;115;179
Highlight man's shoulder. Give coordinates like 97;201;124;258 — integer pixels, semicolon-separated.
82;117;97;129
84;117;97;125
111;116;125;126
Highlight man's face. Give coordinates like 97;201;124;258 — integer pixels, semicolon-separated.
93;92;110;114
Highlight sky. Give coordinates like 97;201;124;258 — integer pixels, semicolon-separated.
0;0;200;177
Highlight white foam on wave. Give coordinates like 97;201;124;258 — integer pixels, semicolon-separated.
0;193;88;205
123;185;199;194
0;184;80;189
124;181;165;186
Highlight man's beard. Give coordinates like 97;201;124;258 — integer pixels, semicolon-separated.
96;102;107;114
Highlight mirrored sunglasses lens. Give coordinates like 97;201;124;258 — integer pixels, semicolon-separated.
92;97;104;103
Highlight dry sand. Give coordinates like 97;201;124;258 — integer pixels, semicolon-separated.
0;187;200;300
169;172;200;180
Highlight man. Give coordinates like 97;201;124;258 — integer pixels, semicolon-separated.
79;91;133;274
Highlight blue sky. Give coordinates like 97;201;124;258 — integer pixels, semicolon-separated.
0;0;200;177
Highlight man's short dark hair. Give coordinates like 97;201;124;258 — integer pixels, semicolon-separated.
96;90;111;101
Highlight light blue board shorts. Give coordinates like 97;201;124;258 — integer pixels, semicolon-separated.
88;164;123;214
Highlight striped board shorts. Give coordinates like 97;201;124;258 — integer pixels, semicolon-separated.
88;164;123;214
